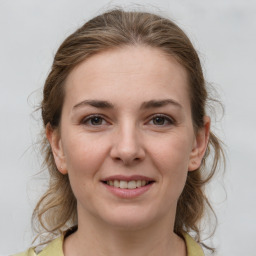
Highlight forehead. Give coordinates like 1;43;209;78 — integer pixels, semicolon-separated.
64;45;190;110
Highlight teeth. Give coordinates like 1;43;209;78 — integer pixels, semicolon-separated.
106;180;151;189
136;180;141;187
120;180;128;189
114;180;119;187
127;180;136;189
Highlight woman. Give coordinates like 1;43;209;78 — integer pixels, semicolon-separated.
14;8;224;256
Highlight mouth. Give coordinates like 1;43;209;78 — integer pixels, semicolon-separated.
101;175;155;198
102;180;154;189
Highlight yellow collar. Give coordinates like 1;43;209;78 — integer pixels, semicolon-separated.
16;231;204;256
182;233;204;256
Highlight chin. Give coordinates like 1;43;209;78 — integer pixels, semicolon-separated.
99;206;162;231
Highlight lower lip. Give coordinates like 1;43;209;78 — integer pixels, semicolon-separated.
102;182;154;199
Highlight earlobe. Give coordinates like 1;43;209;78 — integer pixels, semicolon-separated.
46;123;68;175
188;116;210;171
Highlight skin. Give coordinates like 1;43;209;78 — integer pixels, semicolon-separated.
47;45;210;256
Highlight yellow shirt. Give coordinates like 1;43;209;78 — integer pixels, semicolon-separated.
13;233;204;256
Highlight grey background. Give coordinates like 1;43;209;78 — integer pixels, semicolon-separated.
1;0;255;255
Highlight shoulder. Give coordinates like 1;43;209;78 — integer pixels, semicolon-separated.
182;233;205;256
13;231;203;256
11;248;37;256
11;235;64;256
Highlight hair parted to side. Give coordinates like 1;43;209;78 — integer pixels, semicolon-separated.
33;8;225;253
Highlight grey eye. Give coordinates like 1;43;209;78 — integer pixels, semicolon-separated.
90;116;103;125
150;115;174;126
153;116;166;125
81;115;107;126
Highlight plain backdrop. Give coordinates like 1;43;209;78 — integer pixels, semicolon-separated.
1;0;256;255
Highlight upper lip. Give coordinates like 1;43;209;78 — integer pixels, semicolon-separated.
101;175;155;182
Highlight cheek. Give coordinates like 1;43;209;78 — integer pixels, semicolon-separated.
62;134;109;204
150;132;193;170
148;131;193;193
63;133;108;178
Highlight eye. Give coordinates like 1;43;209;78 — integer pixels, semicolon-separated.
81;115;107;126
148;114;175;126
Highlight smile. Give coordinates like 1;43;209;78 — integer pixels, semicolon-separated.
103;180;153;189
101;175;155;198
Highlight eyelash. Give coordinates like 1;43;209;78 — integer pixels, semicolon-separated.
80;114;108;126
148;114;175;126
80;114;175;127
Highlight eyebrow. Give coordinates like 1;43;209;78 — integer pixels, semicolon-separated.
73;100;114;110
72;99;182;111
140;99;182;109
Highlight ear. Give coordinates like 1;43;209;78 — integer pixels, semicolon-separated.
46;123;68;174
188;116;210;171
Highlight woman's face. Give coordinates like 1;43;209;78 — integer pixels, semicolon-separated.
48;46;209;230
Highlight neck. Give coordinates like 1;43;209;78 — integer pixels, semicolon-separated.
63;209;186;256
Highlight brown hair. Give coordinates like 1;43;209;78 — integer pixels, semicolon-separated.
33;8;225;252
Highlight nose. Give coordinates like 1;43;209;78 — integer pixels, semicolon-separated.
110;123;146;166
